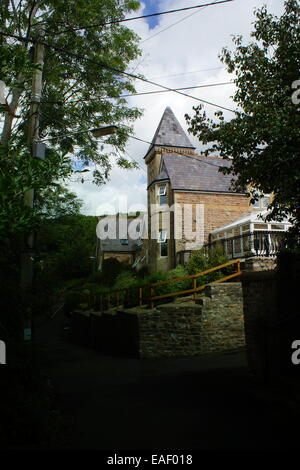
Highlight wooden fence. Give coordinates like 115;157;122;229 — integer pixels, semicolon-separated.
82;259;241;311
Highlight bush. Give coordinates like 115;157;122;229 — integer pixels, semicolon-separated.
113;271;139;291
187;243;228;275
101;258;130;287
187;244;229;287
140;265;190;304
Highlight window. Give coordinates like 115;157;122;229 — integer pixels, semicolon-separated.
160;242;168;257
254;223;268;230
158;185;167;205
158;230;167;243
158;230;168;257
120;239;129;245
262;197;269;208
271;224;284;230
251;191;270;209
242;224;250;232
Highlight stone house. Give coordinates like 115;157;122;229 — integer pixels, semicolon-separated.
97;214;144;269
145;106;252;273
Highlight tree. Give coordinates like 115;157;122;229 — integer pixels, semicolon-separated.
0;0;142;238
37;214;98;282
185;0;300;243
35;184;83;218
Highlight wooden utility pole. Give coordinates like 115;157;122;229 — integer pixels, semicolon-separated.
20;29;45;340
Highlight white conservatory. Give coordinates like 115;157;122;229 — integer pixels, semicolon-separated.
209;210;291;259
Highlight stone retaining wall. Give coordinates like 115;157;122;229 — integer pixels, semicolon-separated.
70;282;245;359
198;283;245;354
241;262;300;382
243;257;276;272
138;304;202;358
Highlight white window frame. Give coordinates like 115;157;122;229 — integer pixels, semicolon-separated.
251;191;270;209
158;230;167;243
157;185;167;196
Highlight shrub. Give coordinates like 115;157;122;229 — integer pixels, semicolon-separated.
113;271;139;290
187;243;229;286
141;265;191;304
101;258;130;287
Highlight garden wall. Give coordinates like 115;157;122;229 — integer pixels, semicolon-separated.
70;282;245;358
241;254;300;381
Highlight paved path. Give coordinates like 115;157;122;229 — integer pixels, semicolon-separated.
36;313;298;450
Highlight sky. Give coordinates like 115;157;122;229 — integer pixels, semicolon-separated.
67;0;285;216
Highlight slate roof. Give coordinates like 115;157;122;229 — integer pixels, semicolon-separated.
153;153;242;193
145;107;195;158
100;217;143;253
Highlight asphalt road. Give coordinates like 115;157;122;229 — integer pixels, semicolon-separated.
36;313;299;450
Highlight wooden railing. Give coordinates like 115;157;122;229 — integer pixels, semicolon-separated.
83;259;242;311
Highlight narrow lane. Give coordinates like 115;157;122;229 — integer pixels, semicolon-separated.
36;313;298;450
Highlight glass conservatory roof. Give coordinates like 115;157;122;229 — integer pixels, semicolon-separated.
211;210;290;235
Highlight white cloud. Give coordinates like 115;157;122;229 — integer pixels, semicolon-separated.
70;0;285;215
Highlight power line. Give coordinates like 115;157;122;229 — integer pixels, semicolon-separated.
148;66;224;80
126;135;229;169
0;30;237;113
46;1;234;37
42;82;235;105
36;107;229;172
0;31;237;113
141;4;208;45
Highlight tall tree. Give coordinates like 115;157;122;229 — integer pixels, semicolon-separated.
185;0;300;242
0;0;142;237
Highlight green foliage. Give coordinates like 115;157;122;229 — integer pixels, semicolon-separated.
187;244;229;286
0;145;72;239
101;258;131;287
113;271;139;290
185;0;300;242
35;185;83;219
188;244;228;275
36;214;98;285
0;0;142;239
130;265;190;305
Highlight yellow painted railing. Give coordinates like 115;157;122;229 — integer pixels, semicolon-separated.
83;259;241;311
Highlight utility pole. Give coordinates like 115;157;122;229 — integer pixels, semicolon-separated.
20;28;45;341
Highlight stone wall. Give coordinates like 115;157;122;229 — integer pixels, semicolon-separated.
241;264;300;382
243;256;276;272
70;282;245;359
138;303;202;358
102;252;134;265
198;283;245;354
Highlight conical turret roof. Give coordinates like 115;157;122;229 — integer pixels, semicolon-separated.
145;107;195;158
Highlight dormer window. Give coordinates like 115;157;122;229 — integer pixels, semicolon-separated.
158;185;167;205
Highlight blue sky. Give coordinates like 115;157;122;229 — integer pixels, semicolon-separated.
142;0;161;29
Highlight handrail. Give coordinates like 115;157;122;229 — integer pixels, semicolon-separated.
83;259;241;311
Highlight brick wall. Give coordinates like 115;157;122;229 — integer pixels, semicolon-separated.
174;192;250;250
